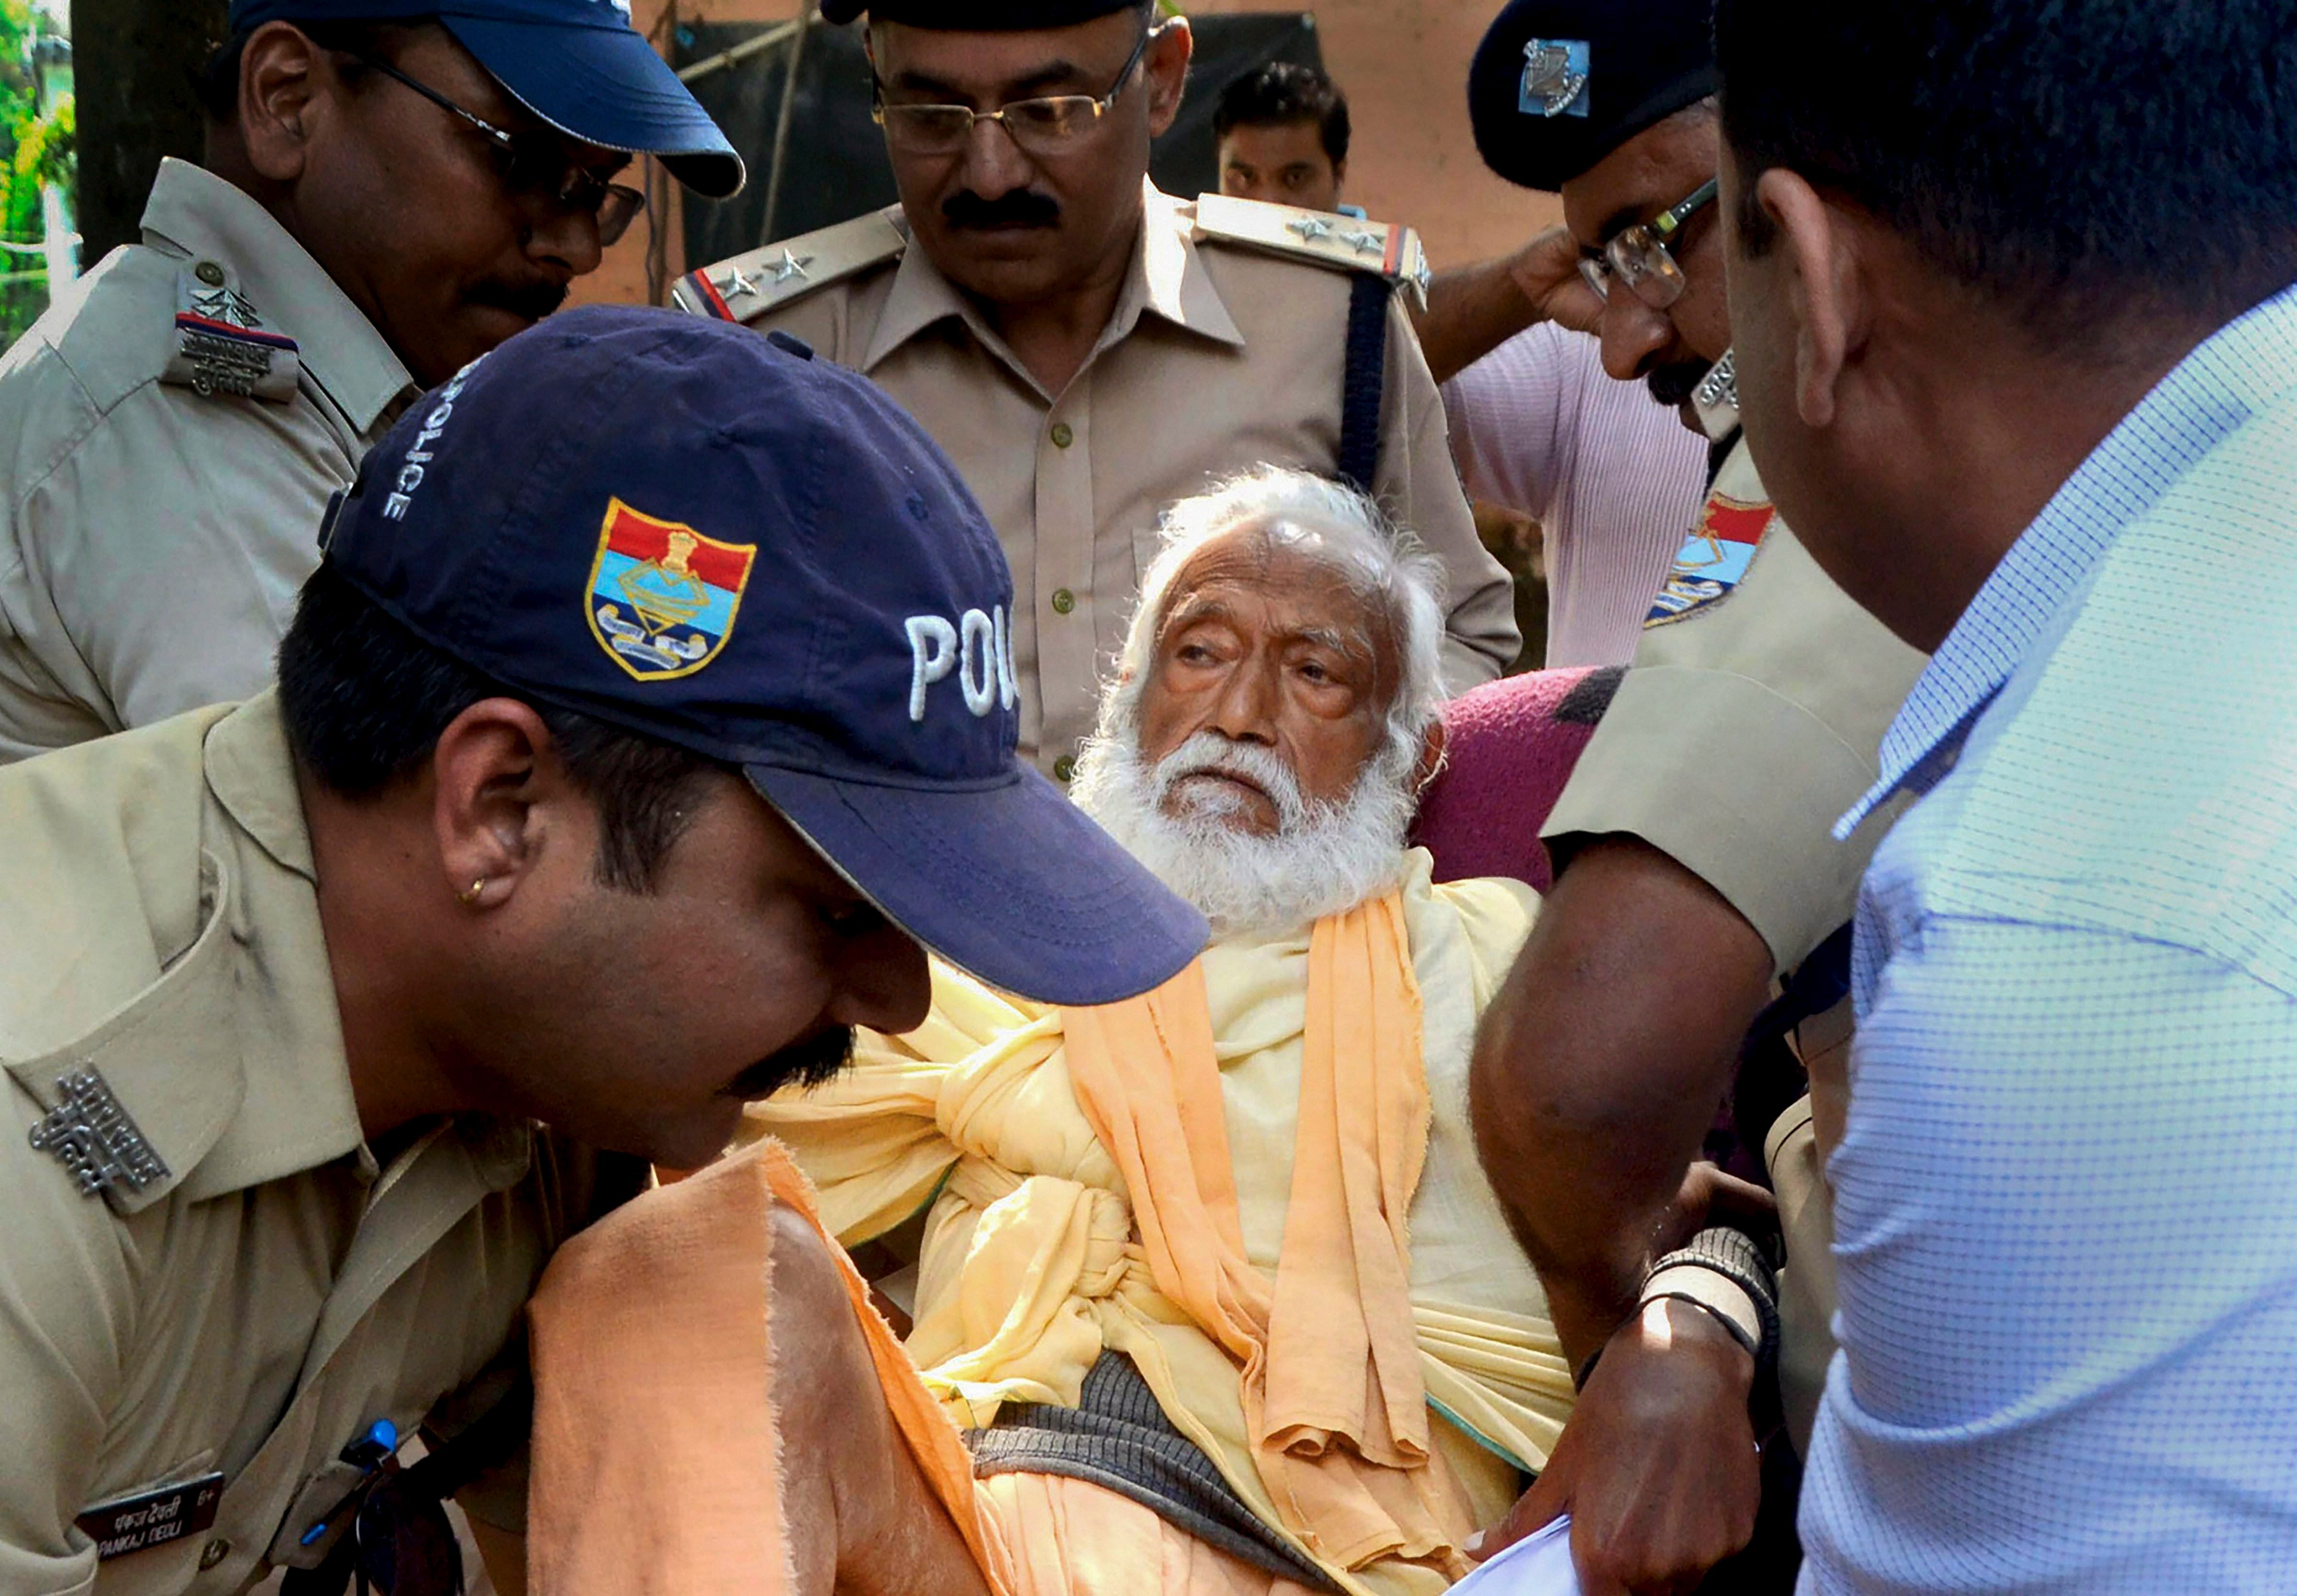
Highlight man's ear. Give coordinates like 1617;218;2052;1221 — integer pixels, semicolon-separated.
1411;718;1448;796
238;22;331;184
1754;167;1869;432
429;699;569;911
1144;18;1193;138
1330;156;1347;194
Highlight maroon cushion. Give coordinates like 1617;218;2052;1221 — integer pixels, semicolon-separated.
1408;666;1622;893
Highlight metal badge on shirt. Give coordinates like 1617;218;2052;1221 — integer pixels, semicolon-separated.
163;259;301;402
28;1069;170;1196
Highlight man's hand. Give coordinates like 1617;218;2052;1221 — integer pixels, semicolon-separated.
1416;226;1610;382
1471;1301;1761;1596
1505;225;1606;336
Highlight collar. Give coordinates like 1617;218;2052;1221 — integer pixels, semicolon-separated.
140;158;417;433
174;691;366;1200
13;695;534;1212
1836;282;2297;839
198;695;535;1201
861;181;1244;393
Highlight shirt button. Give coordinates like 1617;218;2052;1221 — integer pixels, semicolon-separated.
1053;755;1078;782
1049;422;1074;448
194;260;226;287
198;1538;231;1571
1051;588;1076;615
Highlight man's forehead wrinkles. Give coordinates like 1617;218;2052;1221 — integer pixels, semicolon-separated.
1158;581;1382;666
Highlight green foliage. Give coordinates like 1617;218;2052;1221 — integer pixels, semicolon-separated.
15;92;70;190
0;0;71;352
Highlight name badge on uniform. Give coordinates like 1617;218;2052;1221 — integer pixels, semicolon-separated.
75;1473;225;1561
28;1069;169;1197
162;260;301;402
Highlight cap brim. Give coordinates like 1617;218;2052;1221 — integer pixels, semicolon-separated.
444;14;747;199
748;763;1208;1008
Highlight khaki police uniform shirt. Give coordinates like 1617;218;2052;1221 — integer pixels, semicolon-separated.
1540;359;1928;1450
692;186;1518;777
1542;372;1927;979
0;158;418;765
0;693;628;1595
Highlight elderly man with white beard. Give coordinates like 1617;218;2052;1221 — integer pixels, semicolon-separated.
683;465;1574;1596
509;467;1579;1595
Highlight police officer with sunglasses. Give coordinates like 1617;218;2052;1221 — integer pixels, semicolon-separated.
0;0;743;766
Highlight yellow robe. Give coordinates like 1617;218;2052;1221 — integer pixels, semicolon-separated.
748;852;1574;1596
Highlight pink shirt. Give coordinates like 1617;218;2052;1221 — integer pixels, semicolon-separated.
1442;323;1711;668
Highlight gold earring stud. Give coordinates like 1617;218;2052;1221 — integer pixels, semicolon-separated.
458;877;487;906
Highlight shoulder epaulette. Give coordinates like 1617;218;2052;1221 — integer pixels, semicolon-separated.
159;257;301;402
1190;194;1431;310
672;207;909;324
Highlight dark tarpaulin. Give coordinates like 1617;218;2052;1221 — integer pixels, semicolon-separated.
671;12;1325;268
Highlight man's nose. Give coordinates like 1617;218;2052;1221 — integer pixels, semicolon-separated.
1598;293;1675;382
959;114;1036;197
1205;659;1281;745
829;926;932;1038
525;207;603;279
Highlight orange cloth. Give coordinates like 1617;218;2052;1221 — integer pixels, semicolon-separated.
525;1140;1000;1594
1061;892;1475;1577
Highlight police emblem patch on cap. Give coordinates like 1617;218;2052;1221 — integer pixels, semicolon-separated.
1520;38;1592;119
586;498;758;681
1645;493;1776;627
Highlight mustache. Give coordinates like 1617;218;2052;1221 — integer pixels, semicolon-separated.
1151;733;1311;831
721;1026;856;1100
942;188;1062;230
1646;359;1713;409
464;277;571;322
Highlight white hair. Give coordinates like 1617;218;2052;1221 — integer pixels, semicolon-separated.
1110;466;1451;758
1069;467;1450;937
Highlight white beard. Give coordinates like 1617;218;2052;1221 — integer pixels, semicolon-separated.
1072;724;1416;939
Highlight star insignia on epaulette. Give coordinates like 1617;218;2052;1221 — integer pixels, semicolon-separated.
712;266;758;301
768;248;815;285
1339;227;1385;256
190;285;263;330
1286;216;1334;243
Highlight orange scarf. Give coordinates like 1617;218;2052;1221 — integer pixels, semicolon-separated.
1061;892;1474;1576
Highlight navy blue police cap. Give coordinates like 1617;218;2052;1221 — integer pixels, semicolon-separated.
818;0;1141;28
1469;0;1717;192
322;304;1207;1007
226;0;744;199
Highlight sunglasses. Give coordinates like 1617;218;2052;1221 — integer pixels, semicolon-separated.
1578;178;1719;312
349;52;644;247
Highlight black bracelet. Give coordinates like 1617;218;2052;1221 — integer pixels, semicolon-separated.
1644;1289;1762;1362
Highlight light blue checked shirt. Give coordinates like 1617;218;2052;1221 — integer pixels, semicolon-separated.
1799;282;2297;1593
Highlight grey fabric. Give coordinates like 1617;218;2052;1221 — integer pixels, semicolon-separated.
968;1352;1338;1590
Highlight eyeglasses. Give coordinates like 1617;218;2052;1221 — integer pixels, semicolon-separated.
870;24;1160;156
1578;178;1719;311
349;52;645;247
